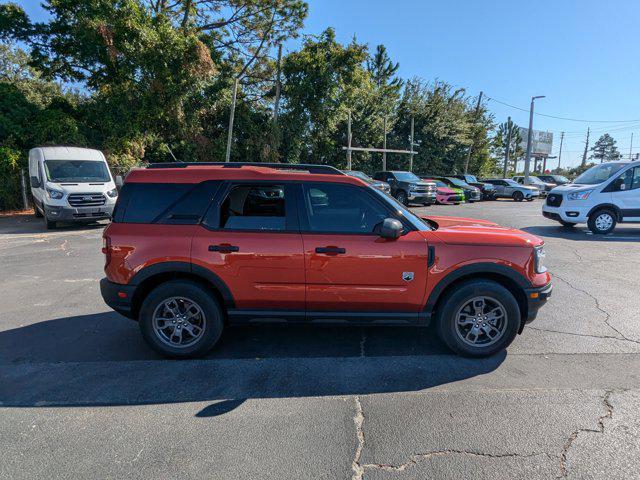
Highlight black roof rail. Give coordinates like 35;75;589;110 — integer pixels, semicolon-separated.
146;162;344;175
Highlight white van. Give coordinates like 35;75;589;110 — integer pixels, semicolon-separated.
29;146;118;229
542;160;640;234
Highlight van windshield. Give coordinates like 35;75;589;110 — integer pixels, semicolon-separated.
44;160;111;183
573;162;627;185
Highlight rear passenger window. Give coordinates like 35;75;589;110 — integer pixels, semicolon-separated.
114;182;219;224
219;184;286;231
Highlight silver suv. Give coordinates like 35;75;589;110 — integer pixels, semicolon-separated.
482;179;540;202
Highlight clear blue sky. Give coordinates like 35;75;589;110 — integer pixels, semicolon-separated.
21;0;640;168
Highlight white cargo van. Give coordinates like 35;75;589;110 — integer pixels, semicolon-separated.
542;160;640;234
29;146;118;229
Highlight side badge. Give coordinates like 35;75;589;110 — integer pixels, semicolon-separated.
402;272;414;282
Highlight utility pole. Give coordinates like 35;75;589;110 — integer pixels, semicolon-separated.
629;132;633;160
409;116;415;171
347;110;352;170
557;132;564;169
503;116;512;178
225;77;239;162
464;91;483;173
273;44;282;122
581;127;590;167
382;116;388;171
524;95;545;184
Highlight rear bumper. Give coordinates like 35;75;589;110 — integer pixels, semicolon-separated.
523;282;553;327
100;278;136;319
45;204;114;222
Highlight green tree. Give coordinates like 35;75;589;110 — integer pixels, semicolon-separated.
492;119;524;175
590;133;621;163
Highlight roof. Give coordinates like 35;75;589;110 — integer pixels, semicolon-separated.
126;162;366;186
32;146;105;161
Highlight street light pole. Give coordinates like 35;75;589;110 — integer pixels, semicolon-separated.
524;95;545;185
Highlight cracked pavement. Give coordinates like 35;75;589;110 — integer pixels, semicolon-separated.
1;200;639;479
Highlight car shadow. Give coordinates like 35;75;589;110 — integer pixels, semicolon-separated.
0;312;506;414
522;225;640;242
0;214;107;235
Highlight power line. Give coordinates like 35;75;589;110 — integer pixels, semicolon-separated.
485;95;640;123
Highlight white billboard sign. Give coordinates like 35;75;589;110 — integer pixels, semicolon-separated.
518;128;553;156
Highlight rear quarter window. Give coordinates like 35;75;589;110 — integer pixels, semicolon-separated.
113;181;220;224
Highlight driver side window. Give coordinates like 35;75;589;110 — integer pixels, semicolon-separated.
301;183;389;233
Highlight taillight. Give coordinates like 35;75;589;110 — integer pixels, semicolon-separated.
102;235;112;266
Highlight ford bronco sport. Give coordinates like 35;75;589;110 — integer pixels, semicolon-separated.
100;162;552;358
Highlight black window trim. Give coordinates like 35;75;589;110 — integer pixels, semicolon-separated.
200;180;300;233
294;181;416;236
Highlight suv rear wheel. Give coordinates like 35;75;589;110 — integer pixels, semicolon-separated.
588;208;617;235
512;191;524;202
436;279;520;357
139;280;224;358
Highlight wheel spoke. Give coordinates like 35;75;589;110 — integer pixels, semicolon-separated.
153;296;206;348
457;314;474;326
455;296;507;347
473;299;485;316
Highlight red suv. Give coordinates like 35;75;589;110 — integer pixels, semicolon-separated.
100;163;552;358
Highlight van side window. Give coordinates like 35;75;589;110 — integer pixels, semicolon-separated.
630;167;640;190
219;184;287;231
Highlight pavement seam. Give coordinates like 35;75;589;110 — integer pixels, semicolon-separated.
351;396;365;480
558;389;619;477
553;273;640;345
526;325;640;343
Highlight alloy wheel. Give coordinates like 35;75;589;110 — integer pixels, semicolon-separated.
454;296;508;347
152;296;206;348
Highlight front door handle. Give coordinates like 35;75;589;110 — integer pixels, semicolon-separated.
315;246;346;255
209;244;239;253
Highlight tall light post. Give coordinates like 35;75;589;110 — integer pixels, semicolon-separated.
524;95;545;184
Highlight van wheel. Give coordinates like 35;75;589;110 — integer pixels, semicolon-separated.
395;190;408;206
436;279;520;357
44;217;56;229
588;209;617;235
512;191;524;202
139;280;224;358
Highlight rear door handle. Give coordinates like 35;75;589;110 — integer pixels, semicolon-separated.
315;246;346;254
209;244;239;253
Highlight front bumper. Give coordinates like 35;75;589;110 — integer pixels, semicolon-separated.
409;193;437;204
523;282;553;327
542;204;590;223
45;204;114;222
100;278;136;319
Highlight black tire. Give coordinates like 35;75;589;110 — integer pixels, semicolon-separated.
34;205;43;218
395;190;408;206
512;191;524;202
435;279;521;357
587;208;617;235
526;197;534;202
44;216;56;229
139;280;224;358
559;220;576;228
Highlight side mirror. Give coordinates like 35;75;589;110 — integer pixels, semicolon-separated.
30;176;41;188
115;175;124;189
614;177;626;191
376;218;403;240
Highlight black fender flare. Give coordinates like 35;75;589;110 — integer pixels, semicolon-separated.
424;262;531;314
587;204;621;221
130;261;235;308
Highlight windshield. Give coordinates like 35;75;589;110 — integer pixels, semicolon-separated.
346;171;372;182
428;179;448;188
504;179;519;187
446;177;468;188
393;171;421;182
553;175;569;183
45;160;111;183
464;175;477;183
573;163;627;185
370;188;432;231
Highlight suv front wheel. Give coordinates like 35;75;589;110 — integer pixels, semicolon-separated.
395;190;408;206
139;280;224;358
436;279;520;357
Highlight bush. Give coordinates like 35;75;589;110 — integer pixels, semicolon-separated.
0;146;25;211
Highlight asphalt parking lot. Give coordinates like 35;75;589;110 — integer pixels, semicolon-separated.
1;199;639;479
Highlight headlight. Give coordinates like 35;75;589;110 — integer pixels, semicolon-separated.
106;188;118;198
568;189;592;200
534;245;547;274
46;188;63;199
409;184;418;190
